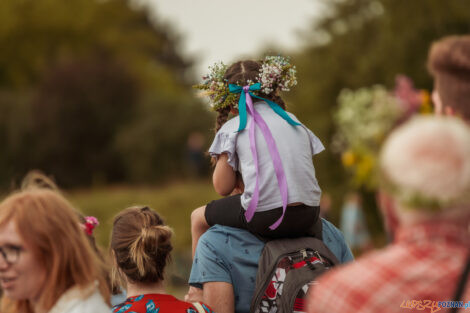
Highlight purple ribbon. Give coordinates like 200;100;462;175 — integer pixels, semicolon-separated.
243;86;288;230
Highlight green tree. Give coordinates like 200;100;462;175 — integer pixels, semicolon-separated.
0;0;211;187
287;0;470;238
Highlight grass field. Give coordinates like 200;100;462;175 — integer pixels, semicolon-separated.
66;179;218;294
67;179;217;251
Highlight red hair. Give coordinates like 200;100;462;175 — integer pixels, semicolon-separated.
0;189;110;313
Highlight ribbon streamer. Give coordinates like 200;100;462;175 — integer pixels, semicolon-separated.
229;83;299;229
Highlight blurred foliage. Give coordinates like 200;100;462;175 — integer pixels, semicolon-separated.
287;0;470;238
68;180;218;252
0;0;212;187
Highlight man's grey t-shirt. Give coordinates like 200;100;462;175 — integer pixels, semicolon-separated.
189;219;354;313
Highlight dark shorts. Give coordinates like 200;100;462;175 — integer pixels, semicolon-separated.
205;194;320;239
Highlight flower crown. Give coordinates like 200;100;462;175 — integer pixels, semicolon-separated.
194;55;297;111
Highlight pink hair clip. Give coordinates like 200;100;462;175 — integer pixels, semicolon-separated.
81;216;99;236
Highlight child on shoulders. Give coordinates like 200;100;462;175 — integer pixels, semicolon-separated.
191;56;324;256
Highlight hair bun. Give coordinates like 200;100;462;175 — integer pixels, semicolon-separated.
130;224;173;277
139;225;173;250
112;206;173;284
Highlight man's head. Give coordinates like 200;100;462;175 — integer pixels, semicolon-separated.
428;35;470;121
379;116;470;224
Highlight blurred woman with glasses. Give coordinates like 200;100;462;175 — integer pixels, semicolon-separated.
0;187;110;313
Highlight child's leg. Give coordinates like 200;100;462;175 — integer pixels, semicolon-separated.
191;205;210;258
192;195;246;258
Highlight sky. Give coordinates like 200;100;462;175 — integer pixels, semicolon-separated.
137;0;322;76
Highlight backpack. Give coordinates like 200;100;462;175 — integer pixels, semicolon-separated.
250;235;339;313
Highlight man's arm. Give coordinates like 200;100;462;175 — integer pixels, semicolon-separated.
188;225;264;313
188;227;236;313
203;282;235;313
185;282;235;313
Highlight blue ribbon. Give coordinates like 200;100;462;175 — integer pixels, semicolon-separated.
229;83;300;132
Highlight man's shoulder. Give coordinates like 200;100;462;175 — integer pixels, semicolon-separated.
321;218;339;233
199;225;264;249
201;221;349;259
321;218;354;263
321;218;348;243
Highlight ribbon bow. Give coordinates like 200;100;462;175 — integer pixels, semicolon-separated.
229;83;300;229
229;83;300;132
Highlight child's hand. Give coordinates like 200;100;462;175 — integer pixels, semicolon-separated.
230;172;244;195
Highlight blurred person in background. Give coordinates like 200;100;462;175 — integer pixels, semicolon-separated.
186;131;209;178
110;206;213;313
308;116;470;313
339;192;373;255
378;35;470;243
428;35;470;121
0;187;110;313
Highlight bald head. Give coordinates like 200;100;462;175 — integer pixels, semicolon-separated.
380;116;470;214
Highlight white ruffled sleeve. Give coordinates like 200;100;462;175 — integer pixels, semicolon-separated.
303;126;325;155
208;130;239;170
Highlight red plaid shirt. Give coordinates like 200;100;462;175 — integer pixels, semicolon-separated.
308;220;469;313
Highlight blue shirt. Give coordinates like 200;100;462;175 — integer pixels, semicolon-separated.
189;218;354;313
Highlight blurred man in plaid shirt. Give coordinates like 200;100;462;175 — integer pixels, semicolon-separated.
308;35;470;313
307;116;470;313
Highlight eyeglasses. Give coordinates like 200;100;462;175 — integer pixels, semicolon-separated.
0;245;23;264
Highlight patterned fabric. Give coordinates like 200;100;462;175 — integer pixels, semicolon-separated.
112;294;213;313
308;220;470;313
257;253;328;313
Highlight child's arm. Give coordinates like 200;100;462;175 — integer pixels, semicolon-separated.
231;171;244;195
212;153;237;196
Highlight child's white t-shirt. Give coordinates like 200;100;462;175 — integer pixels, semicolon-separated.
209;101;324;212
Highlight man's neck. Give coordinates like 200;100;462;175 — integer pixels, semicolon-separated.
126;281;166;298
